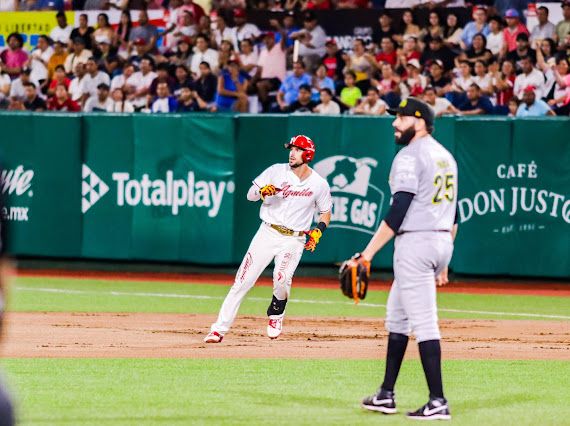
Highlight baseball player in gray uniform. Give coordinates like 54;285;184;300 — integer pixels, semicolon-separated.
354;97;458;420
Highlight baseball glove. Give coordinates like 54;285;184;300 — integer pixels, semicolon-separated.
259;184;280;201
339;254;370;303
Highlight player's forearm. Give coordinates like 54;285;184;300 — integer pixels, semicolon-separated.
247;184;261;202
317;210;331;227
361;221;395;261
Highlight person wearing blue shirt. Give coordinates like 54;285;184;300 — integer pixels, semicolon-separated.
276;60;312;111
458;84;494;115
311;64;335;102
516;86;556;117
272;12;299;49
460;6;491;49
215;61;249;112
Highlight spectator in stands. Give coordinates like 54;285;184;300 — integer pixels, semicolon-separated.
421;36;456;72
197;16;213;40
129;11;158;55
276;60;311;111
448;60;474;106
555;1;570;46
321;39;345;83
313;88;340;114
376;37;398;68
190;34;219;76
344;38;376;87
171;11;197;46
84;83;113;112
530;6;555;46
514;56;545;99
48;83;81;111
472;59;493;95
70;14;95;50
291;11;327;71
211;15;233;49
28;35;53;90
218;39;238;70
68;63;87;102
311;64;335;101
8;68;31;100
394;9;421;45
149;63;176;97
216;60;248;112
178;0;206;27
93;14;115;45
487;16;504;57
461;6;490;50
64;38;92;75
423;85;458;116
502;9;528;54
398;35;421;69
107;87;135;112
421;11;445;44
193;61;217;108
427;59;450;96
287;84;318;113
173;64;193;96
126;56;158;110
49;11;72;44
22;82;46;111
507;97;520;116
461;33;493;66
0;33;28;79
353;87;387;115
492;59;516;107
404;58;427;97
0;70;10;109
303;0;332;10
111;62;135;91
94;37;118;75
231;8;260;51
175;84;201;112
237;39;258;78
151;81;179;113
373;12;396;44
372;62;400;107
82;57;111;104
116;10;133;57
168;37;193;68
255;31;286;111
337;0;368;9
48;64;70;96
443;12;463;48
47;40;67;81
516;85;555;116
458;83;494;115
271;12;299;50
507;33;535;70
340;70;362;108
549;58;570;116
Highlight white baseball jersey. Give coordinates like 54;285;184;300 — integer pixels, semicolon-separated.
389;135;458;232
250;164;332;232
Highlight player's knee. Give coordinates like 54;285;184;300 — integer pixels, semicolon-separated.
385;318;410;336
412;320;441;343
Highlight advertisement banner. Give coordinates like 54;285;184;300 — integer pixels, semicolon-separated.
0;11;75;49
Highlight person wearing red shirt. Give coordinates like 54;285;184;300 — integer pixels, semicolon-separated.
337;0;368;8
376;37;398;67
47;84;81;112
304;0;331;10
502;9;529;53
47;65;71;97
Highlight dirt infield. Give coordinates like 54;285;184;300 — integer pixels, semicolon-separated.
3;312;569;360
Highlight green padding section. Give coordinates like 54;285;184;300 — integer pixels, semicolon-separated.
1;113;82;257
1;113;568;277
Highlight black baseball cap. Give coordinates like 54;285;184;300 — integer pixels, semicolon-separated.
387;97;434;128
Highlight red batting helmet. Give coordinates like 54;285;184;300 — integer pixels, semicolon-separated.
284;135;315;163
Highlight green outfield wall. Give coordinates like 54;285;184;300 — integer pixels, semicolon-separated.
1;113;568;278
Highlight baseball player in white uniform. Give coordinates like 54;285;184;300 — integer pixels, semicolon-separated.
204;135;332;343
353;98;458;420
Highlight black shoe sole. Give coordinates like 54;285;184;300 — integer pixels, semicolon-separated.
361;403;397;414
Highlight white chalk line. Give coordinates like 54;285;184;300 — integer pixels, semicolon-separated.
12;286;570;320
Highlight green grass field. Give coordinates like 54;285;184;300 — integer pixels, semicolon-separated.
3;276;570;425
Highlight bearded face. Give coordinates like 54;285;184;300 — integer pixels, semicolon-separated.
392;115;417;145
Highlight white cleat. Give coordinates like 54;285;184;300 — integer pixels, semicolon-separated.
204;331;223;343
267;316;283;339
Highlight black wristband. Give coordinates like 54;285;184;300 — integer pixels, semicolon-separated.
316;221;327;233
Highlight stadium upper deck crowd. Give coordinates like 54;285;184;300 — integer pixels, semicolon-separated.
0;0;569;117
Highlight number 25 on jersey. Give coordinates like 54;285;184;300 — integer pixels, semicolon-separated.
432;173;455;204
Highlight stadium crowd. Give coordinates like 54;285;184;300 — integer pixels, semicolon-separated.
0;1;569;117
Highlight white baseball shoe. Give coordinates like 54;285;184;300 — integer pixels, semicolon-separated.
204;331;223;343
267;316;283;339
